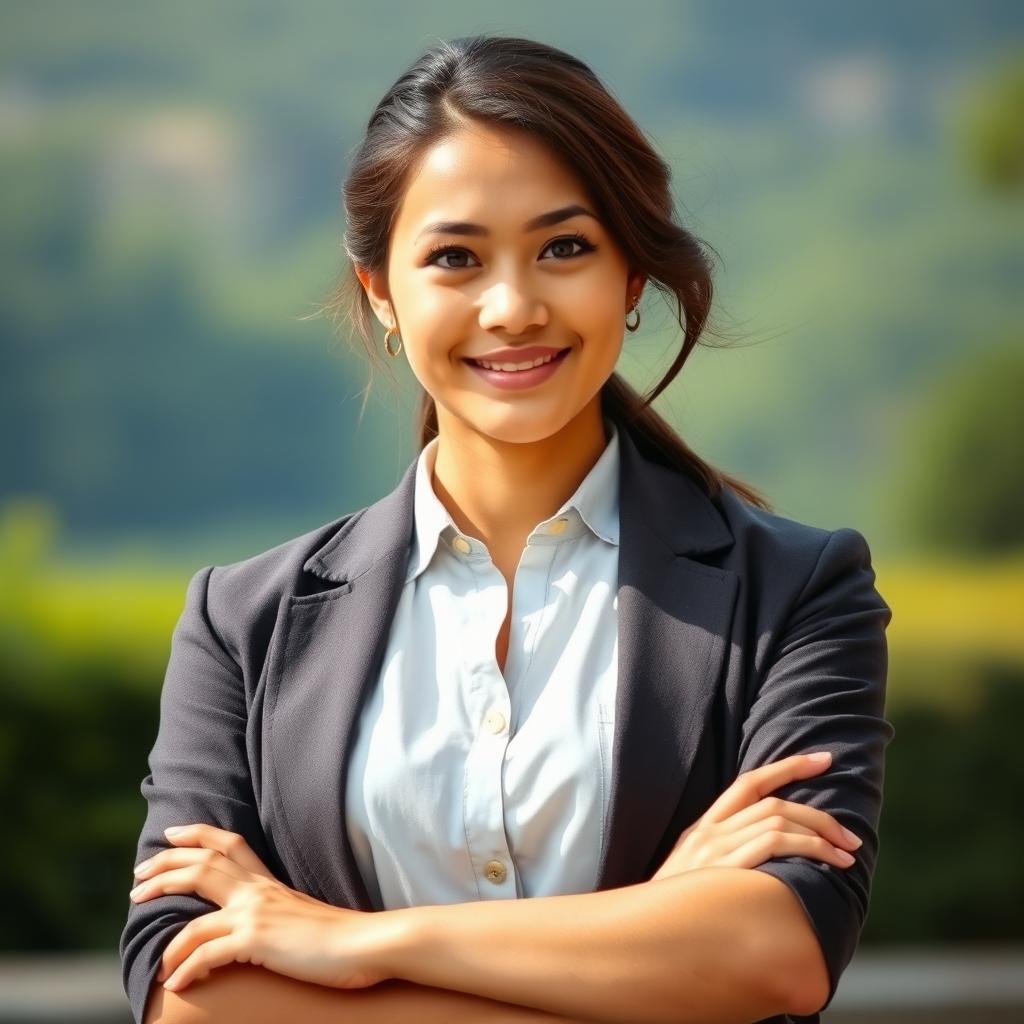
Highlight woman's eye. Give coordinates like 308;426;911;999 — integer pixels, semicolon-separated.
544;236;590;260
425;234;596;270
430;249;476;270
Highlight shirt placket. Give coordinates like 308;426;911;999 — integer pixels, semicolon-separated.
454;541;518;899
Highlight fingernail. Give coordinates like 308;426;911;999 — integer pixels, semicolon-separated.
836;849;855;865
133;860;152;876
841;827;862;848
807;751;831;763
164;826;186;836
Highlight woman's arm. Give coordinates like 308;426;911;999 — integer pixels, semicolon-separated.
144;963;584;1024
370;868;819;1024
121;566;280;1024
740;527;895;1014
142;866;814;1024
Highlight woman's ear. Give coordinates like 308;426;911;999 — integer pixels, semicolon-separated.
627;273;647;309
355;266;395;328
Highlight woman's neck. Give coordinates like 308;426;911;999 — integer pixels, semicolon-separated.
430;400;609;555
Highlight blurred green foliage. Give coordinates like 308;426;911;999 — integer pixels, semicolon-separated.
958;56;1024;191
892;343;1024;555
867;654;1024;945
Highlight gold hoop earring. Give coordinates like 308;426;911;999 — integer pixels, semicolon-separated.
383;325;403;357
625;296;641;333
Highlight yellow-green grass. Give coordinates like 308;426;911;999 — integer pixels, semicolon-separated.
877;554;1024;712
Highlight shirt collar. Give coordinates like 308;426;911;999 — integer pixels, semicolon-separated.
405;417;621;584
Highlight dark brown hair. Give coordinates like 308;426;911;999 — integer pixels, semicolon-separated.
317;33;771;510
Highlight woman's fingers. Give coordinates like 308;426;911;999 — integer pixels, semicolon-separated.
130;863;249;907
162;933;247;992
134;846;251;885
719;828;859;871
157;911;233;983
160;824;277;879
721;796;862;852
652;812;856;881
700;752;833;825
716;817;857;870
648;752;857;883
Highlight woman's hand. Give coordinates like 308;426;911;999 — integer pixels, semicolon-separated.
649;751;863;882
129;824;391;994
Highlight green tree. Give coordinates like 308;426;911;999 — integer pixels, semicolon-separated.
894;342;1024;556
957;56;1024;193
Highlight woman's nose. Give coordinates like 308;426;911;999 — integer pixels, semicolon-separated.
477;283;548;334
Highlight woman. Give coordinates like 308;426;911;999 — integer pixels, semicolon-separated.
120;34;894;1024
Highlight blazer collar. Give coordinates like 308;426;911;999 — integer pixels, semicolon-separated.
267;421;738;911
303;421;733;585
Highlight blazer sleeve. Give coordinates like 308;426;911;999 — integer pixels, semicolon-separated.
118;565;272;1024
737;527;896;1017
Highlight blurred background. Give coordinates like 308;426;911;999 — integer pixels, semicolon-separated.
1;2;1022;1021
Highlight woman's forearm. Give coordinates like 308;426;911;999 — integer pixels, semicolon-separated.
142;869;820;1024
375;868;817;1024
144;962;586;1024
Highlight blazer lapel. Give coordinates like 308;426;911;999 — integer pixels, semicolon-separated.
261;460;419;912
262;424;737;910
594;429;737;890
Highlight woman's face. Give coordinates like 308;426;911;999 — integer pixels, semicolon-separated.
358;122;644;446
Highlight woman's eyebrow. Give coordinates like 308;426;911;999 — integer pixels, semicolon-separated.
414;203;599;242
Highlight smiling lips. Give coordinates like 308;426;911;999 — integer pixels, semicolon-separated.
464;347;572;389
470;351;564;372
464;344;569;371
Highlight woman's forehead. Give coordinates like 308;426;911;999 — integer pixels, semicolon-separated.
392;129;588;242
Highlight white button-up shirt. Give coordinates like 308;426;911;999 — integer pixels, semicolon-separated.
345;418;621;910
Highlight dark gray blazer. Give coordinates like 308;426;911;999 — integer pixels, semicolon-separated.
119;423;895;1024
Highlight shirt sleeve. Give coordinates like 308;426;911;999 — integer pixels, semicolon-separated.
739;527;896;1018
118;565;274;1024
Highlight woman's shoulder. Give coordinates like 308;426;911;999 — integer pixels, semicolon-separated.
190;506;373;657
713;481;877;588
717;483;834;547
219;508;365;578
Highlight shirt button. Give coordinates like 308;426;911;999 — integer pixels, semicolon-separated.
484;709;507;734
452;536;472;554
484;859;507;884
549;518;569;535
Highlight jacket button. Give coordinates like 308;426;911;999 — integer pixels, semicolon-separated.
452;536;472;554
484;710;507;734
484;860;507;884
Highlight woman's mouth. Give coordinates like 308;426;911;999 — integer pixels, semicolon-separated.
462;348;571;391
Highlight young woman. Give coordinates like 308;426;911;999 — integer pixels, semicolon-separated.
120;34;894;1024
